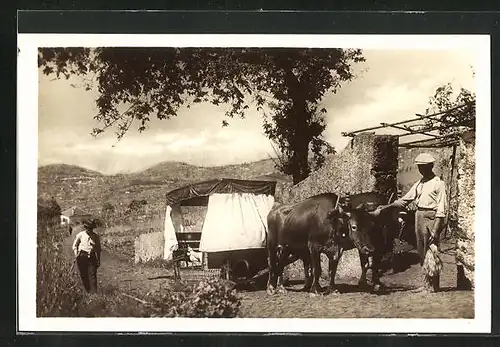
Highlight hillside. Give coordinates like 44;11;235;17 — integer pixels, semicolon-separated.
38;163;103;180
38;158;292;260
38;158;290;222
135;159;279;181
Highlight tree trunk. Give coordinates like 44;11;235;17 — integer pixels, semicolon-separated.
291;135;311;185
270;57;315;185
280;63;312;185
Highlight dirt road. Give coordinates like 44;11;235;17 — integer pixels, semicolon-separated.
65;228;474;318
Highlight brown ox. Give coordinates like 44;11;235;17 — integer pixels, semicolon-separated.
266;193;375;295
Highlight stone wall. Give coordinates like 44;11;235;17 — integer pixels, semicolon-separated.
283;132;399;280
134;231;164;263
398;146;460;237
288;133;399;203
455;131;475;289
397;147;455;194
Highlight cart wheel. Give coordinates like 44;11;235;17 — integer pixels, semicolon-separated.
233;259;251;280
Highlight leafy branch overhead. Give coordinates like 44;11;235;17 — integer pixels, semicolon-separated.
38;47;365;184
424;82;476;135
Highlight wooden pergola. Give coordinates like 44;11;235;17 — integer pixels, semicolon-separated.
341;103;475;148
341;103;475;240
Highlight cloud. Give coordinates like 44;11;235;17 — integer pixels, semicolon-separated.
38;123;274;173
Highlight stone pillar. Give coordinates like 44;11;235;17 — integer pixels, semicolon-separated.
372;135;399;199
288;133;399;203
455;131;475;289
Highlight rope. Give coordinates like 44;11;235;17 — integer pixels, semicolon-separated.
387;192;395;204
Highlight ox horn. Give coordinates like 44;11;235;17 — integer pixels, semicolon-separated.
334;194;340;209
387;192;395;204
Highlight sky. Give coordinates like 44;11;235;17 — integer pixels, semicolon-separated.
38;49;476;175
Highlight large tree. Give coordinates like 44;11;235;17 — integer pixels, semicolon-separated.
38;47;365;184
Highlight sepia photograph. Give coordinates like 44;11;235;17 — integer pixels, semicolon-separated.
17;34;490;333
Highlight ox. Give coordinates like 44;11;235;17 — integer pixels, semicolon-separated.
266;192;405;295
338;192;406;291
266;193;375;295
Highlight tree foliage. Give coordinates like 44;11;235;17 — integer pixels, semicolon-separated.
424;80;476;136
38;47;365;184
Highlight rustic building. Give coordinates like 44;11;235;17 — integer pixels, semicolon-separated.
60;206;92;226
397;146;455;194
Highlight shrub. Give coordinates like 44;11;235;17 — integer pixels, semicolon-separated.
127;199;148;212
36;197;83;316
181;279;241;318
147;279;242;318
101;202;115;226
37;230;149;317
37;197;61;232
36;230;83;316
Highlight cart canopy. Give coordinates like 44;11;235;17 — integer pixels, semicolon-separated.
165;178;276;205
163;178;277;260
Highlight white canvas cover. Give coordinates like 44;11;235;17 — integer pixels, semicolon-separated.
199;192;275;252
163;205;182;260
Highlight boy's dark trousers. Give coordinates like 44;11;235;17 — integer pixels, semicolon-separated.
76;251;98;293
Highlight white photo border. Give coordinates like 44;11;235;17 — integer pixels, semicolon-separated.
17;33;491;333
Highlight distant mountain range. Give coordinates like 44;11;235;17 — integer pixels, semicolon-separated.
37;159;292;217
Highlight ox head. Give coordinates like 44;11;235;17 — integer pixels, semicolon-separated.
366;203;409;240
328;196;376;256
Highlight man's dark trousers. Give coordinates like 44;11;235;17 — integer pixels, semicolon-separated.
76;251;98;293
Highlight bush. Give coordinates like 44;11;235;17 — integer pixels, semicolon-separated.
101;202;115;214
37;197;61;232
127;199;148;212
37;231;149;317
36;230;83;316
147;279;241;318
182;279;241;318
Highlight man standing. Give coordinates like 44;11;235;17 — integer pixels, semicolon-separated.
377;153;447;293
72;219;101;293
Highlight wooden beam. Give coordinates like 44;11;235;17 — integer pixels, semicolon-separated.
400;139;459;148
399;139;456;147
399;132;460;146
342;103;471;137
399;141;458;149
414;103;473;120
380;123;439;138
406;122;451;133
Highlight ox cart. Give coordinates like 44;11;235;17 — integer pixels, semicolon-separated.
163;178;276;283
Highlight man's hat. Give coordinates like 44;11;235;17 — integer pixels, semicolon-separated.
83;219;97;230
414;153;436;165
